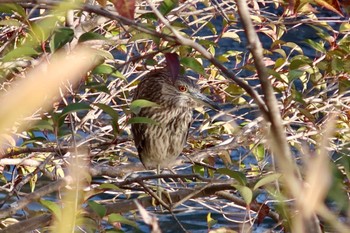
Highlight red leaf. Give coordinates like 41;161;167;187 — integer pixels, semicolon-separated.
256;203;270;225
315;0;344;16
165;53;180;83
112;0;136;20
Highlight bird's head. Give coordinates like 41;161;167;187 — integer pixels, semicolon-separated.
160;71;219;111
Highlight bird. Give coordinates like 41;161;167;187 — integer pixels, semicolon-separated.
131;67;218;174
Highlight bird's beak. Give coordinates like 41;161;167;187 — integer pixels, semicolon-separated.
190;91;220;111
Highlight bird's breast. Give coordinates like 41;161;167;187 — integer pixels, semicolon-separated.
138;107;192;169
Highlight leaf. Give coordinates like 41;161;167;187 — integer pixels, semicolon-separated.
88;201;107;218
97;183;123;191
159;0;178;16
129;99;160;115
0;19;21;27
92;64;115;75
3;47;38;62
50;27;74;52
257;204;270;225
234;185;253;205
40;199;62;220
96;0;107;7
216;168;247;186
207;212;217;229
128;117;158;125
78;32;107;43
222;31;241;42
108;213;139;229
93;103;119;121
60;103;91;117
165;53;180;83
340;22;350;32
32;119;54;131
304;39;326;53
112;0;136;20
253;173;282;190
314;0;343;17
180;57;205;75
0;3;26;18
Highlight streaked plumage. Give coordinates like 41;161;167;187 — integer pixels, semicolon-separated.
131;68;217;170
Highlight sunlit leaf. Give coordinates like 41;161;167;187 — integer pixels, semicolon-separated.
180;57;205;75
0;19;21;27
340;22;350;32
314;0;343;16
3;47;38;62
222;31;241;42
108;213;139;229
159;0;178;16
92;64;115;75
207;212;217;229
97;183;123;191
304;39;326;53
234;185;253;204
40;199;62;220
217;168;247;186
253;173;282;190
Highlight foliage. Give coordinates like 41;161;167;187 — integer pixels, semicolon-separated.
0;0;349;232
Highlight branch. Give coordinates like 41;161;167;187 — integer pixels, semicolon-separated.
235;0;301;192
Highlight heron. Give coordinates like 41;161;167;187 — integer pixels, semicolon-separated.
131;67;218;198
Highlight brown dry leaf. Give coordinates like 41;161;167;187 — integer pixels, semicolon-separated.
315;0;343;16
96;0;107;7
256;203;270;225
112;0;136;20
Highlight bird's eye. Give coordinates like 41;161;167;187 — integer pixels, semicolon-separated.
178;85;187;92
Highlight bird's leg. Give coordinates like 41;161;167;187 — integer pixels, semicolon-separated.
156;164;164;212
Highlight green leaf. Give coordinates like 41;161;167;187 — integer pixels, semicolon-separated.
92;64;115;75
40;199;62;220
130;32;160;45
0;3;26;18
253;173;282;190
252;144;265;161
129;99;159;115
97;183;123;191
88;201;107;218
340;22;350;32
32;119;54;131
60;103;91;117
3;47;38;62
216;168;247;186
50;27;74;52
78;32;107;43
93;103;119;121
128;117;158;125
304;39;326;53
234;185;253;204
159;0;178;16
180;57;205;75
207;212;217;229
108;213;139;229
0;19;21;27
